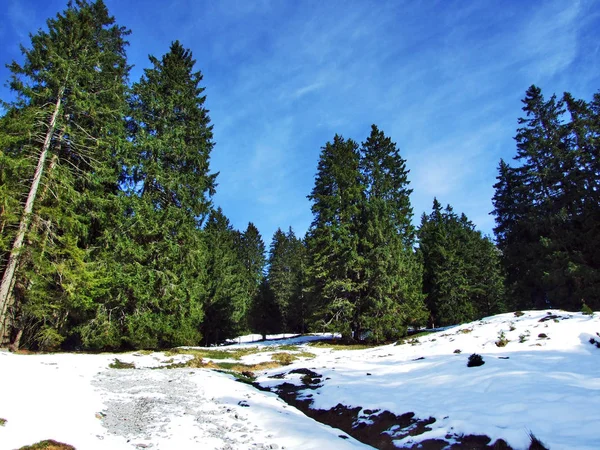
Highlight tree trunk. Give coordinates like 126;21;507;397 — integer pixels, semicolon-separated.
0;90;63;345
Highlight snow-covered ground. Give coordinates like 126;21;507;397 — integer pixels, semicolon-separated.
1;311;599;449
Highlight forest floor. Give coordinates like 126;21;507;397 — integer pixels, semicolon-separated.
1;311;599;450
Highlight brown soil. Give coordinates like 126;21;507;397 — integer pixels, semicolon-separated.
255;368;514;450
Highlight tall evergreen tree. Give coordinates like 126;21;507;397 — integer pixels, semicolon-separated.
267;227;307;333
492;86;600;311
0;0;130;348
237;222;266;332
85;41;218;349
357;125;426;341
201;208;247;345
306;135;364;339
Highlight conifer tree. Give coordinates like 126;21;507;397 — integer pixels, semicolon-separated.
493;86;600;311
0;0;130;348
306;135;364;339
237;222;266;332
419;200;504;327
267;227;307;333
87;41;217;349
357;125;426;340
201;208;247;345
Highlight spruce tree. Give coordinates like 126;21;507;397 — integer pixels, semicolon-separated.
0;0;130;348
87;41;217;349
201;208;247;345
306;135;363;339
238;222;266;332
267;227;307;333
358;125;426;341
419;200;504;327
492;86;600;311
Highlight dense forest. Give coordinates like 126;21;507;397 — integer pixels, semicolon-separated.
0;1;598;351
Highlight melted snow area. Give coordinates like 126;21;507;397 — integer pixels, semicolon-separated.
1;311;600;450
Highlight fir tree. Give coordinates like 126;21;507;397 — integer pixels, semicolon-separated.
267;227;307;333
306;135;363;339
0;0;130;348
357;125;426;341
492;86;600;311
419;200;504;327
88;41;218;349
201;208;247;345
237;222;266;332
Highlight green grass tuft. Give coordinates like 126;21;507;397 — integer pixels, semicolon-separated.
109;358;135;369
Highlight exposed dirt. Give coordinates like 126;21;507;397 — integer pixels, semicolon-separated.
256;368;514;450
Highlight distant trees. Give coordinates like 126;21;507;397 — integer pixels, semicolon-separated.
492;86;600;311
418;200;505;327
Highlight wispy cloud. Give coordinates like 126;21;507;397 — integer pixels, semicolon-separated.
1;0;598;243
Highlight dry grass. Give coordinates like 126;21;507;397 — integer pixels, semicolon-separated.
308;341;375;350
165;347;266;360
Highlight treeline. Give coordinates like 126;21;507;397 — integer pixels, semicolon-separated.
0;1;597;351
492;86;600;312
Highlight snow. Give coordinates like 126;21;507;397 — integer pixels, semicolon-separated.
1;312;599;449
0;349;367;449
255;310;600;449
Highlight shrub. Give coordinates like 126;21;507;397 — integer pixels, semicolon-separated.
538;333;548;339
495;331;509;347
582;303;594;315
467;353;485;367
108;358;135;369
514;311;525;317
519;333;528;343
18;440;75;450
0;418;6;426
509;323;516;332
36;327;65;352
454;349;461;354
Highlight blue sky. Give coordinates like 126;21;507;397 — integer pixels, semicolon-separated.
1;0;599;244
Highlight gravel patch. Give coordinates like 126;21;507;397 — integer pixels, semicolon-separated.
93;368;282;449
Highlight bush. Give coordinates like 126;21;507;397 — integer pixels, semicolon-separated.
108;358;135;369
495;331;509;347
538;333;548;339
18;440;75;450
467;353;485;367
454;349;461;354
514;311;525;317
582;303;594;315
